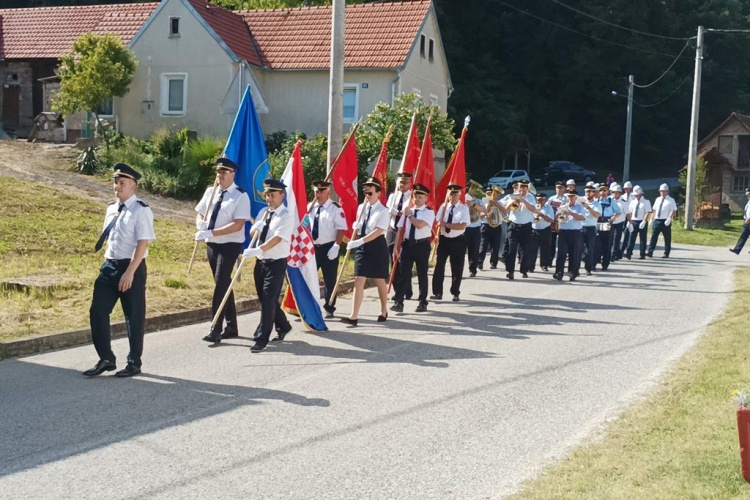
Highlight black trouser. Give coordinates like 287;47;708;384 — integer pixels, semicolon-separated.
395;238;430;304
594;228;613;269
626;221;648;257
611;222;625;259
581;226;597;272
90;259;147;367
530;226;552;270
733;223;750;253
505;222;533;274
315;242;338;312
620;222;632;256
465;225;482;273
388;227;412;298
550;230;558;261
252;258;290;347
555;230;582;276
432;235;467;297
207;242;242;333
479;223;502;267
647;219;672;256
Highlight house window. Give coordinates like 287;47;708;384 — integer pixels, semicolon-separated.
719;135;733;155
733;175;750;192
169;17;180;37
429;39;435;62
343;85;358;123
420;34;426;58
160;73;187;115
96;97;114;117
738;136;750;170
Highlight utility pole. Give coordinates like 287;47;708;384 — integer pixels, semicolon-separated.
684;25;705;231
326;0;345;173
623;74;634;182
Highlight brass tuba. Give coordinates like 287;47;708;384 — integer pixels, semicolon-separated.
468;179;484;223
486;185;504;228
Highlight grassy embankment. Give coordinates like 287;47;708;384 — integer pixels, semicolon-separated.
0;177;353;343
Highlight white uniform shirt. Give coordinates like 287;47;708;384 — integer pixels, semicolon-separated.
612;195;630;223
744;199;750;221
581;198;602;227
557;203;585;231
436;202;470;238
251;205;293;260
353;200;390;237
194;183;251;244
547;193;567;215
532;204;554;230
386;189;412;230
465;194;485;228
103;195;156;260
397;205;436;241
629;197;652;221
308;198;347;245
508;193;537;224
651;195;677;220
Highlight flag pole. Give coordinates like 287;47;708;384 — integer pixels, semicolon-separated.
324;119;362;183
330;200;370;305
187;174;220;274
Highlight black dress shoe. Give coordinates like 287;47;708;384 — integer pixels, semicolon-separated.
325;312;335;319
115;364;141;378
507;273;514;280
220;329;239;340
250;342;267;353
415;303;427;312
406;294;413;300
522;272;528;278
340;317;358;327
553;273;563;281
490;265;498;269
638;256;646;260
469;271;477;277
452;295;460;302
429;294;442;300
390;302;404;312
542;266;549;271
569;274;577;282
646;252;653;258
586;270;592;276
203;330;222;343
730;248;740;255
377;313;388;322
661;254;669;258
271;324;292;342
82;359;116;377
625;254;631;260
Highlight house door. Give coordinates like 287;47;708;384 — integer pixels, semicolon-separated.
2;85;21;127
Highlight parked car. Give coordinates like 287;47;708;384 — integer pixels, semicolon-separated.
535;161;596;186
487;169;531;189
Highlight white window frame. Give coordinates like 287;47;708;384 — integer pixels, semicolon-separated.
343;84;359;124
96;97;114;118
160;73;187;116
169;17;181;37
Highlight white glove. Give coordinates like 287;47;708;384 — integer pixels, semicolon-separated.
242;247;262;259
327;243;340;260
627;222;634;233
665;218;672;227
639;220;647;230
346;238;364;250
194;230;212;241
253;220;266;233
197;220;209;231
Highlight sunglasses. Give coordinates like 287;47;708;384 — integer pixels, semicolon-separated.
364;191;376;197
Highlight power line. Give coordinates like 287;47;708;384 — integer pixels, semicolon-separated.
491;0;693;59
633;41;691;88
551;0;692;41
636;73;693;108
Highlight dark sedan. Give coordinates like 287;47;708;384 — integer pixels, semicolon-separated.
535;161;596;186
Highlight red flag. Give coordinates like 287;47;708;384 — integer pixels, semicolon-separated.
399;113;421;175
414;121;436;210
331;131;358;240
435;123;469;205
371;139;389;205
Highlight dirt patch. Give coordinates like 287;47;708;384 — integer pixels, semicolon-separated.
0;140;195;223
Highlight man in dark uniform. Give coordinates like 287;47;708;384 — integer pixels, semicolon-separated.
242;179;294;353
84;163;155;378
386;172;413;300
194;158;251;344
503;179;536;279
308;180;347;318
431;184;470;302
478;184;503;270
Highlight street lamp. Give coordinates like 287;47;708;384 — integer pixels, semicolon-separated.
611;75;634;183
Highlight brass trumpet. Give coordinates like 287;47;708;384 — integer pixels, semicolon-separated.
485;185;504;228
533;203;542;222
556;204;570;222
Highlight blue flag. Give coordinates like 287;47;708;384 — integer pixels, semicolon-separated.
223;85;269;248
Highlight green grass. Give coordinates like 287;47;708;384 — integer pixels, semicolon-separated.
0;176;354;343
511;267;750;499
671;215;744;247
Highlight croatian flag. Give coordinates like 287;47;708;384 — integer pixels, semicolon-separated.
280;140;328;332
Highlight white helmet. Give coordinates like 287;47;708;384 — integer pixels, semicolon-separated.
633;185;644;195
611;184;622;193
610;182;618;190
566;179;576;186
659;183;669;191
623;181;633;189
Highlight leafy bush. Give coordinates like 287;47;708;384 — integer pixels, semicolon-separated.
75;146;101;175
180;136;224;199
152;128;186;159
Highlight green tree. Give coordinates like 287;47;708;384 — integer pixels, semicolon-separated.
52;33;138;146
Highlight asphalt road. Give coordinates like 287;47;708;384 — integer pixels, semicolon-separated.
0;243;737;499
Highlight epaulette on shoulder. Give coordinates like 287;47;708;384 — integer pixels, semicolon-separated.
236;187;245;193
137;200;149;207
332;201;341;208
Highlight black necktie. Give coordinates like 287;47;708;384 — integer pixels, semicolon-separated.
445;205;454;234
657;198;664;218
312;206;322;240
359;206;372;239
95;203;124;252
393;193;404;229
259;211;274;243
207;190;227;230
408;209;419;242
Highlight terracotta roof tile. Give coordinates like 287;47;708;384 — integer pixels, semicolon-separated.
238;0;432;70
0;3;158;59
186;0;263;66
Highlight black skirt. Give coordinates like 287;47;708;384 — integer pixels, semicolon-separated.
354;235;389;279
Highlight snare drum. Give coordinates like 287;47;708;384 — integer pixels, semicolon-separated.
596;222;611;232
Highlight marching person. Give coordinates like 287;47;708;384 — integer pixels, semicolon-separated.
386;172;413;300
529;192;554;272
431;184;470;301
503;180;537;279
730;187;750;255
84;163;155;378
478;184;503;270
610;184;630;261
242;179;293;353
547;181;567;262
194;158;251;344
465;185;486;277
566;179;576;193
553;189;585;281
646;183;678;258
625;185;652;260
593;183;621;271
499;181;521;264
341;177;390;326
308;180;347;318
580;185;602;276
391;183;435;313
620;181;635;257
